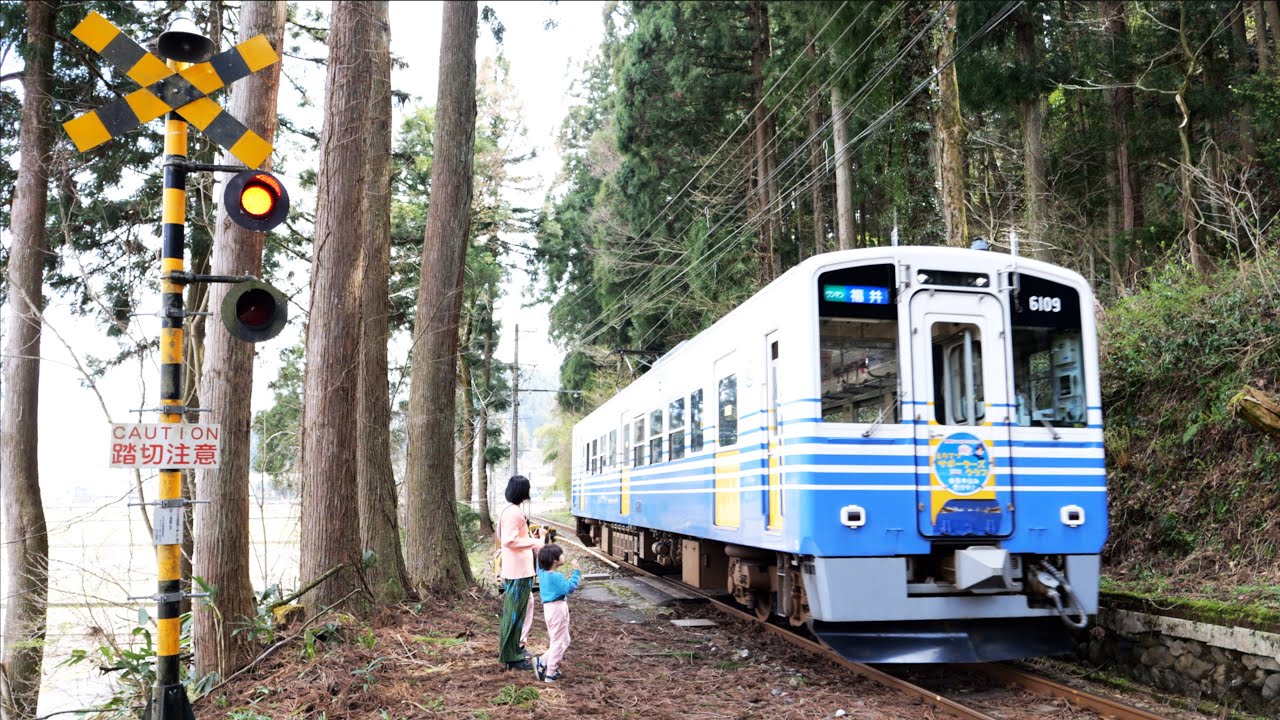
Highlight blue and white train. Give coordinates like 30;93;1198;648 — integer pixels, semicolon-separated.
571;245;1105;662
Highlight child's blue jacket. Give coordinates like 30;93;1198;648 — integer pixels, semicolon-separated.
537;568;581;603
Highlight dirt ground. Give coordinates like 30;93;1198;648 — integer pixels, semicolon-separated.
198;540;1213;720
199;568;944;719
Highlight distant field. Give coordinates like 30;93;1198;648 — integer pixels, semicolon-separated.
1;500;301;714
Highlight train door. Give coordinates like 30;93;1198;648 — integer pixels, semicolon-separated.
910;291;1014;538
765;333;783;531
713;354;741;528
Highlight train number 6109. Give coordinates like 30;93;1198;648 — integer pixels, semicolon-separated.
1028;295;1061;312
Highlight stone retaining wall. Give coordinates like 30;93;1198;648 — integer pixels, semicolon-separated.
1080;607;1280;716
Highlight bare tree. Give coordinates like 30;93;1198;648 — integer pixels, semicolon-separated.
403;0;480;594
194;0;286;681
1017;7;1049;259
356;0;413;604
473;294;496;537
748;0;779;278
806;37;826;256
1252;2;1269;71
299;0;377;612
1101;0;1144;285
1;2;56;717
934;0;968;248
831;83;854;251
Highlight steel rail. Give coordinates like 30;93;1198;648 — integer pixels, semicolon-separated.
974;663;1169;720
535;515;1169;720
535;516;998;720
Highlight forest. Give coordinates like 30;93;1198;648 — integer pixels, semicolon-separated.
536;0;1280;626
3;0;1280;715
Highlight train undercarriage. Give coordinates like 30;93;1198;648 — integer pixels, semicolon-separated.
575;517;1088;663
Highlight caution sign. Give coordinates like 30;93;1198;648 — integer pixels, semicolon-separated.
109;423;221;468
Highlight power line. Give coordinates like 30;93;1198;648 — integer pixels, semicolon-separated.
564;2;915;350
574;1;955;352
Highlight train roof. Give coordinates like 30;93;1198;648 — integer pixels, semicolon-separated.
576;245;1091;432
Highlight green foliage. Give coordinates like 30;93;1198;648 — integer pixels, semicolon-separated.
454;502;493;553
490;684;540;707
413;633;466;649
301;621;340;661
350;657;383;690
250;341;304;493
1101;254;1280;574
60;607;208;712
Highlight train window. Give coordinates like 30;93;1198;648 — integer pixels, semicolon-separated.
719;375;738;446
916;269;990;288
1008;274;1086;427
608;430;617;467
649;409;665;463
591;438;599;474
633;418;646;466
932;322;986;425
622;422;632;468
669;397;686;460
819;317;900;424
690;389;704;452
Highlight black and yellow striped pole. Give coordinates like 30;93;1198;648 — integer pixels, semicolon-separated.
62;13;292;718
151;99;193;719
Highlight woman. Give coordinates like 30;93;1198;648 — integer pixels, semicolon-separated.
497;475;542;670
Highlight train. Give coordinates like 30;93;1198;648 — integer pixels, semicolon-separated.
569;245;1105;663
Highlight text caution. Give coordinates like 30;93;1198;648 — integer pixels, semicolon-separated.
109;423;221;468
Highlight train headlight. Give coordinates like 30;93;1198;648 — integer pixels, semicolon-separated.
1060;505;1085;527
840;505;866;529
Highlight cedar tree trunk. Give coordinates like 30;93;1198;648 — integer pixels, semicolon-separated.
403;0;480;594
299;0;377;612
1;2;56;717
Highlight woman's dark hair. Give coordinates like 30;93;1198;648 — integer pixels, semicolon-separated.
505;475;531;505
538;544;563;571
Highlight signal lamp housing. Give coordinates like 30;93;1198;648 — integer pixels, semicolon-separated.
221;280;288;342
225;169;289;232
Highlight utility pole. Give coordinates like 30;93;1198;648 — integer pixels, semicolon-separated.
512;323;520;475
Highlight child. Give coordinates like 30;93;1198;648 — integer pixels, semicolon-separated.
534;544;581;682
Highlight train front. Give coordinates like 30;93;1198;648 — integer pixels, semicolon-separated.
799;248;1106;663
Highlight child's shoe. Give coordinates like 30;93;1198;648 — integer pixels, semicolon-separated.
534;656;547;681
544;670;563;683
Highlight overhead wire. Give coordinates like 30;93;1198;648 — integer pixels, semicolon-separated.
563;2;917;351
571;1;950;352
546;1;868;327
624;0;1022;352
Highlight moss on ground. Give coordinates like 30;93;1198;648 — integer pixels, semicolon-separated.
1100;255;1280;612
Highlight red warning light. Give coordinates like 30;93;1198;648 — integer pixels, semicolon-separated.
225;170;289;231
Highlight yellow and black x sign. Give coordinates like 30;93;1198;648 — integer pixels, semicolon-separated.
63;11;279;169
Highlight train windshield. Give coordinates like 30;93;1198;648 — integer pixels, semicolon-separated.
819;262;901;420
819;318;900;423
817;263;900;425
1008;274;1087;427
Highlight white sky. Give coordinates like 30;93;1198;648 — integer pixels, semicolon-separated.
2;0;603;502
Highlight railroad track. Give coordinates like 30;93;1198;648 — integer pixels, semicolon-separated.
535;515;1170;720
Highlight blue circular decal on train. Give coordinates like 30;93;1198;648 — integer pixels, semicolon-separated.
931;432;991;495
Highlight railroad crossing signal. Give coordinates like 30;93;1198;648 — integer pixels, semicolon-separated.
62;11;279;168
225;169;290;231
61;10;293;720
221;279;288;342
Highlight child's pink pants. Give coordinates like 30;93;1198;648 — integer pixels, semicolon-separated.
543;600;571;674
